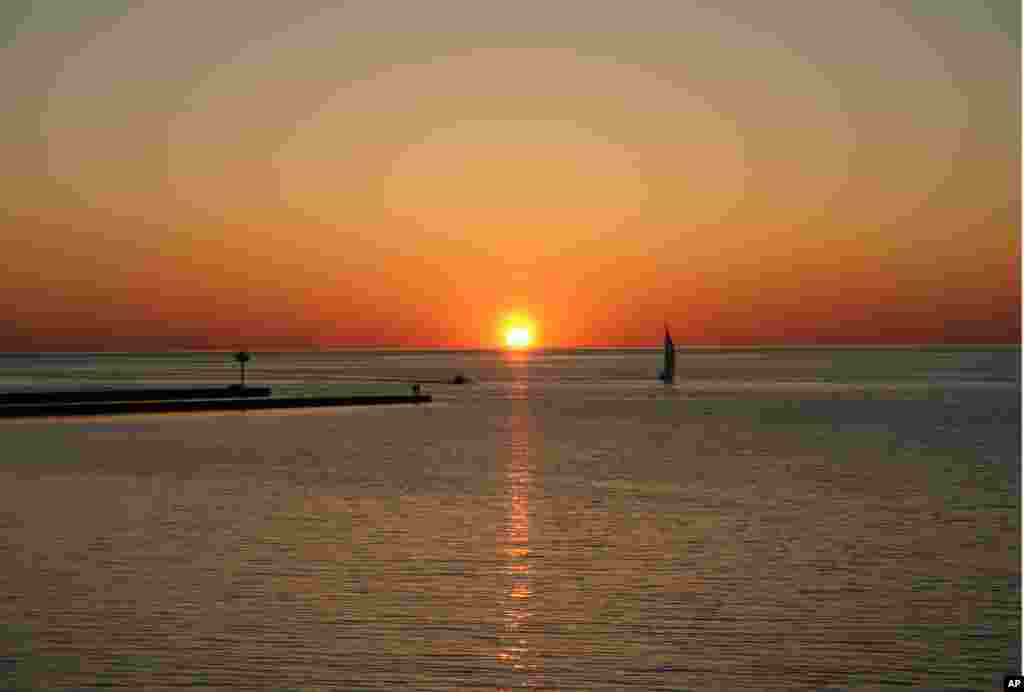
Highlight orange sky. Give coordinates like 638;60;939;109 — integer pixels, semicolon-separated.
1;1;1019;349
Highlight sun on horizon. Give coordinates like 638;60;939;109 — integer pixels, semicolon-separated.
504;326;533;350
499;311;537;350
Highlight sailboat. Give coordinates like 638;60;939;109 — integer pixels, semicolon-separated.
657;325;676;384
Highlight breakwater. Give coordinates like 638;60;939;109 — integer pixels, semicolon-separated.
0;391;430;418
0;386;271;405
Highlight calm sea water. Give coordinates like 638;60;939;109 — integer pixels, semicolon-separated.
0;348;1020;691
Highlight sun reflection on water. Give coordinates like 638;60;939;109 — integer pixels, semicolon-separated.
497;402;543;687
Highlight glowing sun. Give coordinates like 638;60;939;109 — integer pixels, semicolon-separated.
504;326;533;349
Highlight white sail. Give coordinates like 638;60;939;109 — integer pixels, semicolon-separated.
659;325;675;383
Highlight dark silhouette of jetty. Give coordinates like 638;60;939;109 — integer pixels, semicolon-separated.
0;350;431;418
0;386;430;419
0;386;270;405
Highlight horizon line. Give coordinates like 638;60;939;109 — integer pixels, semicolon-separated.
0;342;1020;356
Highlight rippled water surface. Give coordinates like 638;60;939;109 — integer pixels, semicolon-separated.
0;348;1019;690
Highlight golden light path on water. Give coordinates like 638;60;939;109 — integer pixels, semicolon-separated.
497;369;543;687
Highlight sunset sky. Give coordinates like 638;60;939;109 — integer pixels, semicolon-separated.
2;1;1019;350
